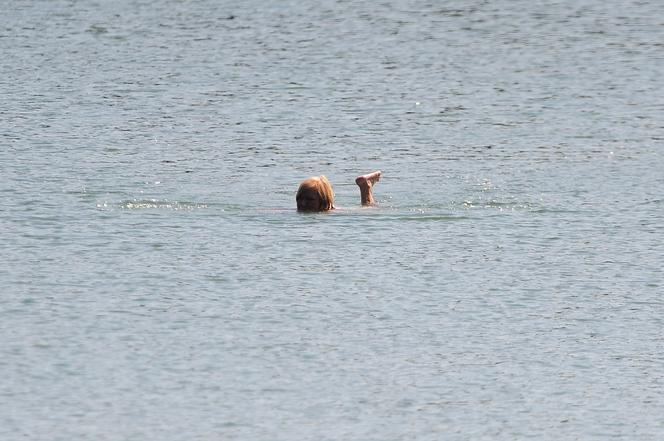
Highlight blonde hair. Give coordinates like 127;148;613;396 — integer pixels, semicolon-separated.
296;175;335;211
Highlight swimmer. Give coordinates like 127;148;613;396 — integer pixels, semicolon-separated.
296;170;381;212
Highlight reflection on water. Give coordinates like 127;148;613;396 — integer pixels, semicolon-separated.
114;199;210;210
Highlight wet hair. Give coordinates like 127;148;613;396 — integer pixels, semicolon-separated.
296;175;335;211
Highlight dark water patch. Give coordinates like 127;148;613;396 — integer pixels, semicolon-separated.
86;25;108;35
639;199;663;205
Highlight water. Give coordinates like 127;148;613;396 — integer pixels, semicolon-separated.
2;0;663;439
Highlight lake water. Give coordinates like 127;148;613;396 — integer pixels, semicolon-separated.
2;0;663;439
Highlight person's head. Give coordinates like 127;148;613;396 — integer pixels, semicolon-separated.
296;175;334;212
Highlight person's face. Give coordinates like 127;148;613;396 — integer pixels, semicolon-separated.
297;188;322;211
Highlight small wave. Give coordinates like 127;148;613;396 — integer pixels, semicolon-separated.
460;200;536;211
399;214;468;222
98;199;209;211
86;24;108;35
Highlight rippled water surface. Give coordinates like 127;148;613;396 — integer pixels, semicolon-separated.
2;0;664;439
